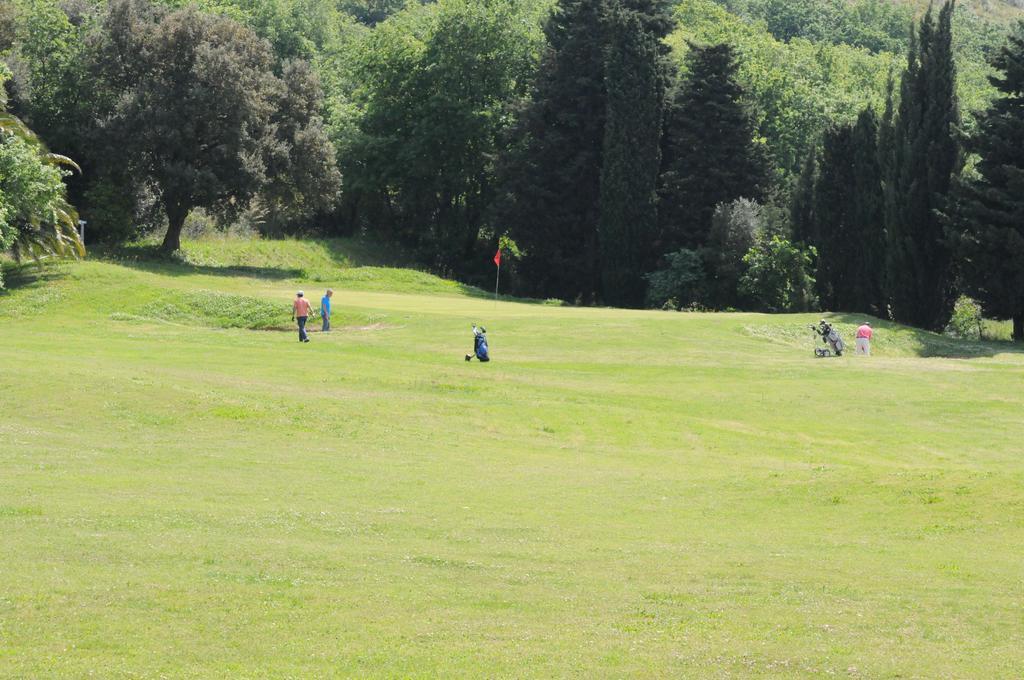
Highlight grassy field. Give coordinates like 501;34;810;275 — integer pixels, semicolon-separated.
2;238;1023;678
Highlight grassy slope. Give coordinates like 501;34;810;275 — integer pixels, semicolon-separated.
2;240;1023;677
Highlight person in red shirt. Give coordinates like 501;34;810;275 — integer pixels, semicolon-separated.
292;291;312;343
856;322;873;355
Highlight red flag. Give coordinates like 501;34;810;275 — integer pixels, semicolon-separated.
493;248;502;267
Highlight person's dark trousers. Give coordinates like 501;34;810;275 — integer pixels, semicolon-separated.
297;316;308;342
322;315;330;332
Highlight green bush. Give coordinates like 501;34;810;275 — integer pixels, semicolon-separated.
645;248;707;309
946;295;984;340
703;198;763;309
739;235;817;313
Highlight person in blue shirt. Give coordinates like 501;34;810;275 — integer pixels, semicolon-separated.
321;288;333;332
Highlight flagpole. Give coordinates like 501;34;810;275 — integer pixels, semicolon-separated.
494;259;500;303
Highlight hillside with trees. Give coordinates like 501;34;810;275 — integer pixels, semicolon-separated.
2;0;1023;337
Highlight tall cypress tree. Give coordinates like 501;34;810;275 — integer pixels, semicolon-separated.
494;0;608;303
658;42;769;253
809;107;885;314
948;24;1024;341
885;1;961;330
790;146;818;247
848;107;886;314
598;0;670;306
812;124;857;311
877;72;897;311
496;0;670;305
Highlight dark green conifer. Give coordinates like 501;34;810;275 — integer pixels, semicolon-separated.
497;0;670;305
790;146;818;247
812;123;856;311
658;42;769;253
495;0;609;303
809;107;884;313
885;1;961;330
598;0;671;306
948;24;1024;340
848;107;886;314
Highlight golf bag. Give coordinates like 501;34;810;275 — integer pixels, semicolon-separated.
466;325;490;362
811;321;844;357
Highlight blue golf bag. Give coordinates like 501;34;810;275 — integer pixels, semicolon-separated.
466;325;490;362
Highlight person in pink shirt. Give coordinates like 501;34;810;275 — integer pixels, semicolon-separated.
292;290;312;343
856;322;873;355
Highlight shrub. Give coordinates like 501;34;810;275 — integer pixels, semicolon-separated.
946;295;983;340
739;235;817;312
704;198;763;308
645;248;707;309
182;210;219;239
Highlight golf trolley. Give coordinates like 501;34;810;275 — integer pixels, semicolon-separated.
810;320;845;357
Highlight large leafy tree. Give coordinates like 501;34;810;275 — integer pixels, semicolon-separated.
93;0;338;252
884;1;961;330
348;0;538;271
949;23;1024;341
7;0;349;242
659;42;768;253
257;58;341;233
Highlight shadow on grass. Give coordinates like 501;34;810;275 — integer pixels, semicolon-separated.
0;261;68;292
93;243;304;280
319;237;410;269
828;313;1024;359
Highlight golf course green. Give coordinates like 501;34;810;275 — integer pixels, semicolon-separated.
2;238;1022;677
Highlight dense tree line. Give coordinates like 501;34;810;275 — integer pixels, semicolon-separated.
2;0;1024;338
798;3;962;331
3;0;338;253
493;0;673;306
714;0;914;53
786;4;1024;340
948;22;1024;340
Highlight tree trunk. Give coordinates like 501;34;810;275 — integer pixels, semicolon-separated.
161;204;188;253
1014;314;1023;342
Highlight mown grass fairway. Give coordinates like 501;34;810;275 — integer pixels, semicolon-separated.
2;240;1023;677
